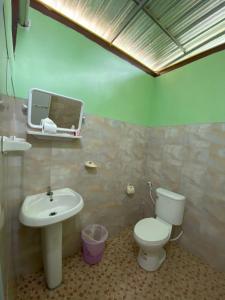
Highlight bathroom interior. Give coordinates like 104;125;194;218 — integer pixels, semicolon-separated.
1;0;225;299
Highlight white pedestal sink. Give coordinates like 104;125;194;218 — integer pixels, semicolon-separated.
19;188;84;289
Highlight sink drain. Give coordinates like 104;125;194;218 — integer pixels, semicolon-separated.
49;212;57;216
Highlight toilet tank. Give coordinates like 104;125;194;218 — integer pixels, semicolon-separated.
155;188;186;225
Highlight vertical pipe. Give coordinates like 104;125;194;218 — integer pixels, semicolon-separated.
19;0;30;27
41;223;63;289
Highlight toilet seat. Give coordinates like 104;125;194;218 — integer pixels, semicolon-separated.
134;218;171;244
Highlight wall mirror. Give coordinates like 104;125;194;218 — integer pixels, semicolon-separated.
27;88;84;135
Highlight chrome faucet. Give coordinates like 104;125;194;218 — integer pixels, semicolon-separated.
46;186;53;201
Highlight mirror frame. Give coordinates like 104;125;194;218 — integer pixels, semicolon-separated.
27;88;84;133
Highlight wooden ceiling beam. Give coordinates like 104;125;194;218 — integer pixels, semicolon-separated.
12;0;225;77
30;0;158;77
159;43;225;75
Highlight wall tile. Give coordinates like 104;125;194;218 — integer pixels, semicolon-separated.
1;96;225;281
0;95;19;299
2;100;149;277
145;122;225;271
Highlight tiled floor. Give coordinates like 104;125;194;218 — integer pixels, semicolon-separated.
17;228;225;300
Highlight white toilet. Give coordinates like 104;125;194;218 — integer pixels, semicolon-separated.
134;187;186;271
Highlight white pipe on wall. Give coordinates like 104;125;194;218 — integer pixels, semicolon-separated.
19;0;30;27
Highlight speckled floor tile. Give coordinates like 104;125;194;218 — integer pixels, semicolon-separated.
16;228;225;300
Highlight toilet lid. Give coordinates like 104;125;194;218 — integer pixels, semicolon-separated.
134;218;170;242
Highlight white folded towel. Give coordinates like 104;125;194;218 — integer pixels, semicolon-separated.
41;118;57;134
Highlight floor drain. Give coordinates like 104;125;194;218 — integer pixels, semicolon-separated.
49;212;57;216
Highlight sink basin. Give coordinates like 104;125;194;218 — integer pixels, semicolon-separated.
19;188;84;289
20;188;83;227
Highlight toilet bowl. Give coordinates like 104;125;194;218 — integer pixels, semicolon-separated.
134;217;172;271
134;188;185;271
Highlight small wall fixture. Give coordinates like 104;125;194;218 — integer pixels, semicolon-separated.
126;184;135;195
1;136;32;153
85;161;98;169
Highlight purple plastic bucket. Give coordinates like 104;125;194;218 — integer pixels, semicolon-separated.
81;224;108;265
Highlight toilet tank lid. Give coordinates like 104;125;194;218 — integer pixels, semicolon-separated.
156;188;185;201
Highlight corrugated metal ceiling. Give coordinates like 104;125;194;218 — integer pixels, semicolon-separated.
35;0;225;74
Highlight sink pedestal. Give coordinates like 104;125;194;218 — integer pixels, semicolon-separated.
20;188;84;289
41;223;62;289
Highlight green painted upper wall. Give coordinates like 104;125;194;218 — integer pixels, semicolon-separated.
14;8;154;126
149;50;225;126
14;7;225;127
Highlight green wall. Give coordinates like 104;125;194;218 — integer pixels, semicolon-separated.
14;7;225;127
149;50;225;126
15;8;154;126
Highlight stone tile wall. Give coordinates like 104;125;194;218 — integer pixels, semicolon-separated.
0;95;17;300
1;95;225;283
0;146;6;298
144;124;225;271
0;96;149;278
